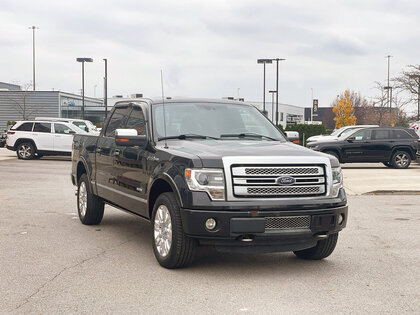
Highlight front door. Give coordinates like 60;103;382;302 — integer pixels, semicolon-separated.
53;123;75;152
341;129;373;162
112;104;149;217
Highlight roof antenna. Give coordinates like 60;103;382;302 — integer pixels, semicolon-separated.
160;70;168;149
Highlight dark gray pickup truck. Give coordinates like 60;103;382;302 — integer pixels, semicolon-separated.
71;98;348;268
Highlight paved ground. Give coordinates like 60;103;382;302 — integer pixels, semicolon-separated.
0;153;419;314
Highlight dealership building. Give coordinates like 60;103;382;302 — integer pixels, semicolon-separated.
0;82;104;131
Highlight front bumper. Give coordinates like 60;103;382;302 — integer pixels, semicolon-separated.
180;204;347;253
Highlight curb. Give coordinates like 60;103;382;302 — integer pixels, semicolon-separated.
363;190;420;195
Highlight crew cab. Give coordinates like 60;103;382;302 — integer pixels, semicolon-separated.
6;120;86;159
307;126;420;168
71;98;348;268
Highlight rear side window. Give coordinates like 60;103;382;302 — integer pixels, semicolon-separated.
393;129;412;139
373;130;390;140
105;106;131;137
72;121;88;131
16;122;34;131
33;123;52;133
353;129;372;141
126;107;146;135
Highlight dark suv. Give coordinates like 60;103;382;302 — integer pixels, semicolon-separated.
307;127;419;169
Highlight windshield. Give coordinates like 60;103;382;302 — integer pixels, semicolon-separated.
152;102;286;141
330;127;345;136
341;128;363;138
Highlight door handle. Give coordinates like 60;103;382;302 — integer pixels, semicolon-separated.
114;149;120;156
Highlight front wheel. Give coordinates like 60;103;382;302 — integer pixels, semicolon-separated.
391;151;411;169
152;192;196;269
77;174;104;225
293;233;338;260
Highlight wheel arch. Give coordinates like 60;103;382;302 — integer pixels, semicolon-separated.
321;148;341;161
391;147;416;160
14;138;37;151
148;175;183;220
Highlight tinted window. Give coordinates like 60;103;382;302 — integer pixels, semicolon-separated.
373;130;390;140
352;129;372;141
105;106;131;137
55;123;74;134
16;122;33;131
126;107;146;135
33;123;51;133
393;129;412;139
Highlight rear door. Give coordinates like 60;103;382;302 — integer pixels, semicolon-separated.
53;123;75;152
371;129;392;161
32;123;53;151
95;104;131;201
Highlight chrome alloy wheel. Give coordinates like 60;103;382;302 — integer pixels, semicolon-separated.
78;182;88;217
154;205;172;258
395;153;409;168
18;145;32;158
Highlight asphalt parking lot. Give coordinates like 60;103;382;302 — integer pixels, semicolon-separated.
0;149;419;314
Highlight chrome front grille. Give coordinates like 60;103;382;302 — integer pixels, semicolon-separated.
265;216;311;230
231;165;326;198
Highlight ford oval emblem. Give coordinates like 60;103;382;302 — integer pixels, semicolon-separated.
277;176;296;185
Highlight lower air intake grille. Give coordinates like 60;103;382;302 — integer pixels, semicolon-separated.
265;216;311;230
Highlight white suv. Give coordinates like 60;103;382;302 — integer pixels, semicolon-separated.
6;120;87;159
35;117;100;134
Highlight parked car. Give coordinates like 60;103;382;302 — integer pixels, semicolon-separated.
306;125;378;144
6;120;87;159
35;117;100;134
307;127;419;169
72;98;348;269
0;130;6;148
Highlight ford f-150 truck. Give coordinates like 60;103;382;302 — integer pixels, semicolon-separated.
71;98;348;269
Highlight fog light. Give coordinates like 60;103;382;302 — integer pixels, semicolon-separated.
338;214;344;225
205;218;217;230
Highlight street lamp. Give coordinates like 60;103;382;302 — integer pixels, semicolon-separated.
257;59;273;114
384;86;393;114
76;57;93;119
103;58;108;119
409;74;420;121
268;90;277;123
28;26;39;91
273;58;286;126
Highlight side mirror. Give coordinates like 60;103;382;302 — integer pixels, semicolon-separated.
69;130;76;135
115;129;147;147
347;137;355;142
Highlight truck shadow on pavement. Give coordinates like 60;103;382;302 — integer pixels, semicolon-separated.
98;211;340;274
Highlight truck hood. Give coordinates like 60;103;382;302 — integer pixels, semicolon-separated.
158;139;338;168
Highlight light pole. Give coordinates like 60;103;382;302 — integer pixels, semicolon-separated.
76;58;93;119
28;26;39;91
409;74;420;120
385;55;393;110
103;58;108;119
257;59;273;114
269;90;276;123
384;86;393;115
273;58;286;126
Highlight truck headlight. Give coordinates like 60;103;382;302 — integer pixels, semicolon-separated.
331;166;343;197
185;169;225;201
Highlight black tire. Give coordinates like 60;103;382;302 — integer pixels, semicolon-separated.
293;233;338;260
324;150;340;161
152;192;197;269
383;162;393;168
77;174;104;225
16;142;36;160
391;151;411;169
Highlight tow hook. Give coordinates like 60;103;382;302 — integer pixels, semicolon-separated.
315;233;328;240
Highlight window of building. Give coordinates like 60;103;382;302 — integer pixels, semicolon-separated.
16;122;34;131
33;123;51;133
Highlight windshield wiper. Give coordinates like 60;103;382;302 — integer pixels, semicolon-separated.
220;133;278;141
158;134;220;141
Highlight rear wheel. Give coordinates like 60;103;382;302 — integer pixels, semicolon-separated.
152;192;196;269
77;174;104;225
391;151;411;169
16;142;35;160
294;233;338;260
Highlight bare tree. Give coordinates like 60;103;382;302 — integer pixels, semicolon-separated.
392;64;420;120
6;83;38;120
330;90;369;108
